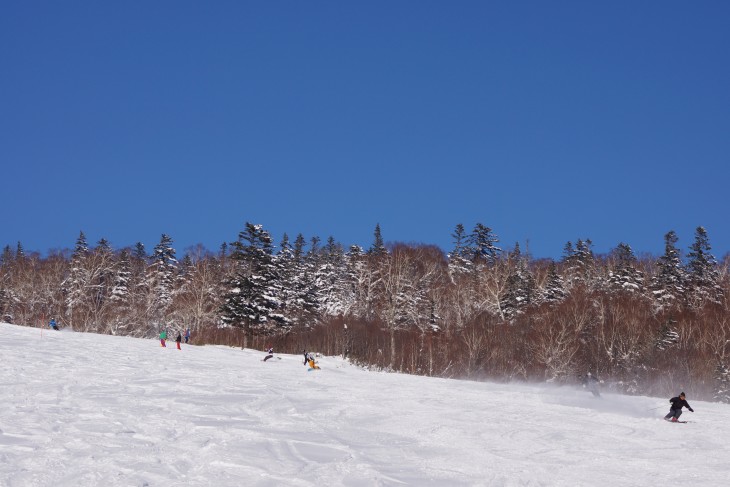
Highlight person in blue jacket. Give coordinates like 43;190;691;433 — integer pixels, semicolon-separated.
664;392;694;422
49;318;58;330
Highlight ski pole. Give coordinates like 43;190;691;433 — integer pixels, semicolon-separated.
648;406;663;411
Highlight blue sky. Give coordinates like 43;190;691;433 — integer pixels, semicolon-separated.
2;1;729;260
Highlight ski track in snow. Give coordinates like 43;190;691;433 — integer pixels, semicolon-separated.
1;322;729;486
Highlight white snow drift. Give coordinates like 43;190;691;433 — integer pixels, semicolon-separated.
1;322;729;486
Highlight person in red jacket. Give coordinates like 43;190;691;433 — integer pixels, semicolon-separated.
664;392;694;422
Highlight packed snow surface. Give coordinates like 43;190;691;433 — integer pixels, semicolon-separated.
1;322;729;486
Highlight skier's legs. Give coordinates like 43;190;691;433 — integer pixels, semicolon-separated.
665;408;682;420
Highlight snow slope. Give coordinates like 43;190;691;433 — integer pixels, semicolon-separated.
1;322;729;487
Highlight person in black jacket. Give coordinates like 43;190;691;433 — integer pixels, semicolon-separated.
582;372;601;397
664;392;694;422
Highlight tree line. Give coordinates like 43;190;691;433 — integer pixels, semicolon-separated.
1;223;729;401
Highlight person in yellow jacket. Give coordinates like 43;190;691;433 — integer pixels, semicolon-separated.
307;353;320;370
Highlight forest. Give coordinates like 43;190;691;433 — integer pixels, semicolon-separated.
2;222;729;401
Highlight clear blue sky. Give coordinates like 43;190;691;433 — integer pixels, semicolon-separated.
2;1;729;260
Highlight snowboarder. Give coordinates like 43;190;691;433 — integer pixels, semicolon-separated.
664;392;694;422
49;318;58;330
306;352;320;370
583;372;601;397
159;329;167;347
263;347;274;362
175;331;182;350
184;328;190;344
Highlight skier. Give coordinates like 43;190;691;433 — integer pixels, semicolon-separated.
664;392;694;422
159;329;167;347
184;328;190;344
175;331;182;350
583;372;601;397
303;349;309;366
49;318;59;330
263;347;274;362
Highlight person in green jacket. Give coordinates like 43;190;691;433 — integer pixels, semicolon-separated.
159;329;167;347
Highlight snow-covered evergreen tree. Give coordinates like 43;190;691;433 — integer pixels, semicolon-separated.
275;233;295;317
73;232;89;257
447;223;473;277
316;236;351;317
685;226;723;306
63;231;90;327
147;234;178;323
296;240;323;324
133;242;146;261
607;243;644;294
650;231;685;309
221;223;287;333
540;262;566;304
500;243;536;319
111;249;131;304
275;233;320;327
562;238;594;288
368;223;388;257
467;223;501;267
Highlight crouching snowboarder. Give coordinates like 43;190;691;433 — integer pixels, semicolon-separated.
302;350;319;369
263;347;274;362
307;354;320;370
664;392;694;422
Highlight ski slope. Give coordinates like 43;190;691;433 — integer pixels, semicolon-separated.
1;322;729;486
